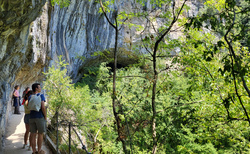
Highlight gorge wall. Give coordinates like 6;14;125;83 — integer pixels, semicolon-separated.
0;0;202;150
0;0;47;149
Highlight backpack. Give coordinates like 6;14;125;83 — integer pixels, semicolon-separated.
28;94;41;112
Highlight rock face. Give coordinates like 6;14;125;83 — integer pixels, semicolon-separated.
48;0;118;81
0;0;46;150
0;0;202;150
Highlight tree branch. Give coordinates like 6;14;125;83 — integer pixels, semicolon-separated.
224;9;250;125
99;0;116;29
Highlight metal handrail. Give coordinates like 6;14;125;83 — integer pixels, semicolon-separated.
46;107;91;154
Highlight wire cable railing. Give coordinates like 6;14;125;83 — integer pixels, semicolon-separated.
45;107;91;154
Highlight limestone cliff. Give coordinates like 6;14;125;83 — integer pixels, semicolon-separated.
0;0;46;149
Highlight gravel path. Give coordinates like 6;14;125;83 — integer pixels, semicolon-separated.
4;106;52;154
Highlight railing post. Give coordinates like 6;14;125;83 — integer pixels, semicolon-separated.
56;110;59;154
45;106;48;143
69;122;71;154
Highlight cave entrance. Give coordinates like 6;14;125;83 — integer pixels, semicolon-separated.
106;62;125;72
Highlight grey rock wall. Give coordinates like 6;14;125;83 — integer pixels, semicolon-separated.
0;0;46;150
48;0;118;80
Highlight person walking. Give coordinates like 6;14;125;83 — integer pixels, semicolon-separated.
23;90;33;150
13;85;21;114
28;83;46;154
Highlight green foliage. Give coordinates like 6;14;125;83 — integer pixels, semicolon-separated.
51;0;70;8
172;0;250;153
43;56;90;123
44;55;250;153
44;59;120;153
59;143;85;154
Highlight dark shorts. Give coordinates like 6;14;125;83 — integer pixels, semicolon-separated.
24;114;30;124
29;118;46;134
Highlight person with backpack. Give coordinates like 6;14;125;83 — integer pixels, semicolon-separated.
23;90;33;150
28;83;46;154
13;85;21;114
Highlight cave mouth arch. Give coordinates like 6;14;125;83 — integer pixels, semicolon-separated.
75;48;140;83
76;60;138;90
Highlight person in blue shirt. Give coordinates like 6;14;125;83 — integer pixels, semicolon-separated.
29;83;47;154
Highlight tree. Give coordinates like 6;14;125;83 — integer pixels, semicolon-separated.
184;0;250;124
98;0;131;152
132;0;188;152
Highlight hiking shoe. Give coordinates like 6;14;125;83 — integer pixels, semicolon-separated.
22;144;27;149
38;150;45;154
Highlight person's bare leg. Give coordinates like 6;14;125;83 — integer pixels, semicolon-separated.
31;133;37;153
24;124;29;145
29;132;32;150
37;133;43;152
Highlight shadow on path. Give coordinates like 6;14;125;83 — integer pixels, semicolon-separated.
4;106;52;154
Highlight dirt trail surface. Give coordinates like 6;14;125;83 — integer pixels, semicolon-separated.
3;106;52;154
